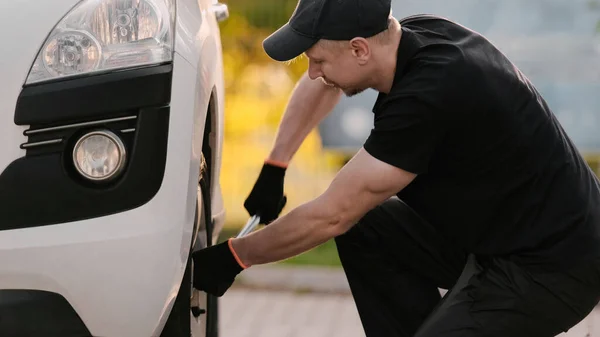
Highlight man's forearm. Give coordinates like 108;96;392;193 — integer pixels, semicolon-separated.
230;148;417;268
230;196;343;267
268;72;342;164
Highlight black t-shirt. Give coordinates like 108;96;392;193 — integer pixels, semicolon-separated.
364;14;600;268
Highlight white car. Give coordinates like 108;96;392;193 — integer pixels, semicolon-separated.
0;0;229;336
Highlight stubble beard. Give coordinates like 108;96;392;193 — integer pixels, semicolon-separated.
320;77;336;87
343;87;365;97
320;78;365;97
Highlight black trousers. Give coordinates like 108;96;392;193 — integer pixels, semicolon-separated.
334;197;600;337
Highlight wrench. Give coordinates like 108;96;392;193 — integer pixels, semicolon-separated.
236;214;261;238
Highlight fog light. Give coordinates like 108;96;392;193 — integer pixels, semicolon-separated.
73;130;126;181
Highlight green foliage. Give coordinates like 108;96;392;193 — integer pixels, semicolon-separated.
590;0;600;33
222;0;298;30
278;239;342;267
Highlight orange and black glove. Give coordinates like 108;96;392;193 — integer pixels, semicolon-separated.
243;160;288;225
192;239;245;297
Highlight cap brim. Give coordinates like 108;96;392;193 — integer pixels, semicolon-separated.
263;23;318;62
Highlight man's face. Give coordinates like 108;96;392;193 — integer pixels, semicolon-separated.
304;41;370;97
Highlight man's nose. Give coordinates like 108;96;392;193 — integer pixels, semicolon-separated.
308;63;323;80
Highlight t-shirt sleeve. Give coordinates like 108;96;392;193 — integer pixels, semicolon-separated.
363;97;447;175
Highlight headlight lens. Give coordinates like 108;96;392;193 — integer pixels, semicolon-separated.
73;130;127;181
26;0;175;84
42;31;102;78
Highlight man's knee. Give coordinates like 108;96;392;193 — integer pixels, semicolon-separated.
334;197;417;253
335;198;392;244
334;201;386;260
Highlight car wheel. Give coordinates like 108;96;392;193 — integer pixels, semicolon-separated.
161;154;218;337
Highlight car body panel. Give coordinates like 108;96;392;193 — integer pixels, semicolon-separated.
0;0;227;335
0;51;207;337
175;0;228;242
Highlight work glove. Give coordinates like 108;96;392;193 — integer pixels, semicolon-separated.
243;161;288;225
192;239;245;297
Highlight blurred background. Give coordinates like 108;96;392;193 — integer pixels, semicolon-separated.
216;0;600;267
215;0;344;267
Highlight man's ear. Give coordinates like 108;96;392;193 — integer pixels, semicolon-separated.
349;37;370;65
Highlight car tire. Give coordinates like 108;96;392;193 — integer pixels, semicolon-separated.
160;154;218;337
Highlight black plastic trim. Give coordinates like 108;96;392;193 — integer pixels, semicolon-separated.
22;114;138;157
0;290;92;337
15;63;172;126
0;107;169;230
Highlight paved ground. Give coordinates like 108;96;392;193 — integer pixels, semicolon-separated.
218;264;600;337
219;288;599;337
219;289;365;337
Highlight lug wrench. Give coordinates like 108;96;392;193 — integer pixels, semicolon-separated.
236;214;261;238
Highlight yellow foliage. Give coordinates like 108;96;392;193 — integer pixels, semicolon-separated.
218;14;338;228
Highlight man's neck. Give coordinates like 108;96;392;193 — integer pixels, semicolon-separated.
371;28;402;94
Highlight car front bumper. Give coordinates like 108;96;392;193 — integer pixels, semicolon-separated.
0;52;204;337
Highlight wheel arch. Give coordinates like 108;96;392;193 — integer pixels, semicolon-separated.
203;84;226;245
202;90;216;189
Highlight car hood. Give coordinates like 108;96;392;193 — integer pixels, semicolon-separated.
0;0;81;173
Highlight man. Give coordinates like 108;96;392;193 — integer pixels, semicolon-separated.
192;0;600;335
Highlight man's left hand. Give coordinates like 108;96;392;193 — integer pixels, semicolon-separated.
192;239;245;297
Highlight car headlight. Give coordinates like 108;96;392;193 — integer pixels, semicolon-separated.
73;130;127;181
26;0;175;84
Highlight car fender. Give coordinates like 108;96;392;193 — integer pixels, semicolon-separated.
174;0;226;241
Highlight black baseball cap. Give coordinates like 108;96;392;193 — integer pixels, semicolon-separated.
263;0;392;62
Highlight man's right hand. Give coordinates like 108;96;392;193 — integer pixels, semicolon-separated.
243;161;288;224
